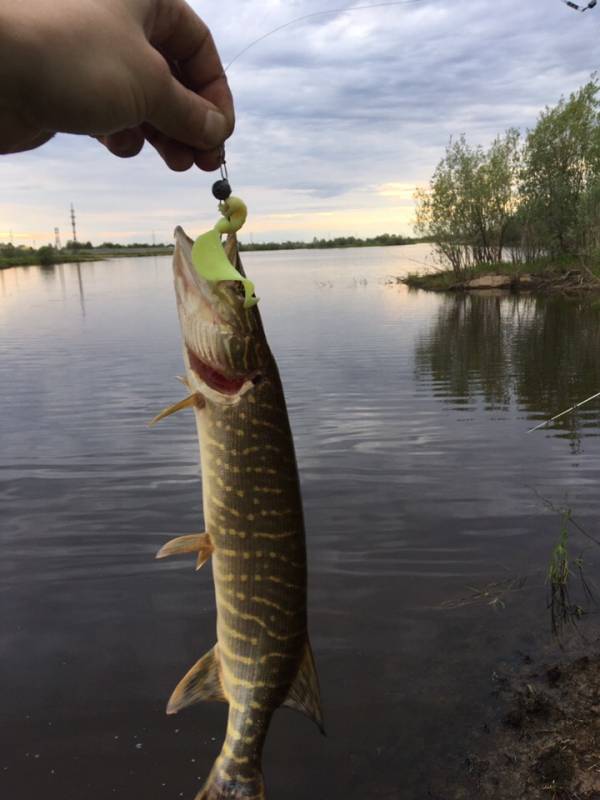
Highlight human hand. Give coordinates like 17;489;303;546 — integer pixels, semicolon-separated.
0;0;234;171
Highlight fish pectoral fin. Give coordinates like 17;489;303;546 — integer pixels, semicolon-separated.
148;393;205;426
156;533;214;569
167;645;226;715
196;542;213;571
283;638;325;734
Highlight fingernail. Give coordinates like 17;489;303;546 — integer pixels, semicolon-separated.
204;110;228;147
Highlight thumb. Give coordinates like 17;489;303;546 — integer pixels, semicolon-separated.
144;55;232;151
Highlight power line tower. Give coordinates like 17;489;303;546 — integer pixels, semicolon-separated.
54;227;61;249
70;203;78;244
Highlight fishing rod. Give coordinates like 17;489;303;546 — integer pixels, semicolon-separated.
528;390;600;433
562;0;597;12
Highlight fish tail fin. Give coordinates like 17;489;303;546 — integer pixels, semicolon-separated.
195;761;265;800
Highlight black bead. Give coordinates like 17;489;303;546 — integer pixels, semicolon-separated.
212;179;232;200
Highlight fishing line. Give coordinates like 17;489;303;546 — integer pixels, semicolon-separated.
215;0;434;249
224;0;430;71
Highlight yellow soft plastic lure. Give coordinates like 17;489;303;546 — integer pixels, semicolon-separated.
191;196;258;309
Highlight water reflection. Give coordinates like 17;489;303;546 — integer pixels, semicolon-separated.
2;252;600;800
75;262;86;317
39;263;57;280
415;293;600;446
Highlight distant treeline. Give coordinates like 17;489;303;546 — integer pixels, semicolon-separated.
62;240;172;250
415;74;600;277
0;233;420;267
94;241;172;250
239;233;424;251
0;240;173;268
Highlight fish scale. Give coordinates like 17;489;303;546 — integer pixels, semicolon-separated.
200;374;308;784
155;221;323;800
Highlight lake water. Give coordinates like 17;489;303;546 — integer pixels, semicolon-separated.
1;245;600;799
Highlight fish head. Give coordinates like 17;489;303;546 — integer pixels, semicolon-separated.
172;226;270;404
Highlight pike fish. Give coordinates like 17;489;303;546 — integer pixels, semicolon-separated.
155;220;323;800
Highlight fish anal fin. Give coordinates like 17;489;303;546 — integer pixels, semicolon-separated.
156;533;213;566
283;638;325;734
167;645;226;715
149;393;204;427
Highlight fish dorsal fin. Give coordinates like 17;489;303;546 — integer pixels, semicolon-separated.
167;645;226;715
155;533;214;570
283;639;325;734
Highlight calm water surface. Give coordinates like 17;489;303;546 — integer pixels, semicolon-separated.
1;246;600;799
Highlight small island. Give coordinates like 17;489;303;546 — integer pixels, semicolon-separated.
402;77;600;294
401;259;600;293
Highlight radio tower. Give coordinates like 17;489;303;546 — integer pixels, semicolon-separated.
70;203;78;244
54;227;61;249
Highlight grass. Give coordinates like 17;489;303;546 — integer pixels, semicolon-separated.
546;508;598;638
403;255;600;292
438;576;528;610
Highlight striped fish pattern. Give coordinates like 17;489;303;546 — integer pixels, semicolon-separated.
155;227;323;800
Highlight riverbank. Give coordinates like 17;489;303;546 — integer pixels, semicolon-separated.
0;246;174;269
0;236;430;269
434;644;600;799
400;259;600;293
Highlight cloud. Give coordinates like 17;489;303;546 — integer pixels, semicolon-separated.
2;0;599;243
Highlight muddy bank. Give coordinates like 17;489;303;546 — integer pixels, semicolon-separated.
398;268;600;294
430;646;600;799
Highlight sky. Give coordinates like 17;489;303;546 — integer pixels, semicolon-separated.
1;0;599;246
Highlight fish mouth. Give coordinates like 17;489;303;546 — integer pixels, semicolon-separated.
174;227;261;399
186;347;250;396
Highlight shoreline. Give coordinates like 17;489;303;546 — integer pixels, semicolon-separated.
399;261;600;293
0;247;174;270
0;239;430;270
437;644;600;799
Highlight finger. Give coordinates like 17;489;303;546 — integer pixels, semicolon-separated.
194;148;223;172
149;0;234;129
142;124;195;172
0;110;55;154
97;128;145;158
7;131;55;154
144;54;231;152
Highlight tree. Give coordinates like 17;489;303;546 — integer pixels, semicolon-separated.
414;131;521;276
520;77;600;258
65;240;93;250
37;245;56;265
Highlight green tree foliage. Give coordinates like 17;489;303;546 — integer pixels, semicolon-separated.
415;75;600;271
37;245;56;265
414;131;520;276
239;233;414;251
65;240;93;250
520;78;600;259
